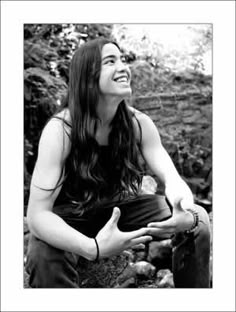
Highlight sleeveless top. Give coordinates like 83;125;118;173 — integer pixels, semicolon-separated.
53;143;145;214
53;113;145;214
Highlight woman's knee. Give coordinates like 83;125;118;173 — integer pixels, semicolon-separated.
26;235;62;265
193;204;211;243
194;204;210;226
26;235;79;288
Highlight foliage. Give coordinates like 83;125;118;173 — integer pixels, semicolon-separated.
113;24;212;74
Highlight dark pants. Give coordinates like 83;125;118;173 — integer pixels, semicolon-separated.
25;194;211;288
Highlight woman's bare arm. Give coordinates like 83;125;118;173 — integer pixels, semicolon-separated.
27;118;98;260
134;110;194;208
132;110;196;236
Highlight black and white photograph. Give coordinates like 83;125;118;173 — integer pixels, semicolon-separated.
1;1;235;312
23;23;213;289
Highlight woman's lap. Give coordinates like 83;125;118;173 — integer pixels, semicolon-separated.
25;194;211;288
55;194;172;237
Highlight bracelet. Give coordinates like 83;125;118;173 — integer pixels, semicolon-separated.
185;208;199;234
94;238;100;262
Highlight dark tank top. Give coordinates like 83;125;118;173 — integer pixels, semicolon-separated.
53;112;145;214
53;144;140;212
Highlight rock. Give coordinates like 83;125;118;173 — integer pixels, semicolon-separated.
156;269;174;288
115;261;156;288
131;261;156;278
140;175;158;194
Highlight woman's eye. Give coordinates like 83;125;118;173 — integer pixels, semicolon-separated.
106;59;115;64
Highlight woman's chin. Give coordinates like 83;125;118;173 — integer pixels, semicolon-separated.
120;88;132;98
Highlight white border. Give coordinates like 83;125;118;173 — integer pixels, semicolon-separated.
1;1;235;311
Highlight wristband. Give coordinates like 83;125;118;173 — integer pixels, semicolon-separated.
185;208;199;234
94;238;100;262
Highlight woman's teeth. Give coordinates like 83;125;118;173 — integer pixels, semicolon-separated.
116;77;128;82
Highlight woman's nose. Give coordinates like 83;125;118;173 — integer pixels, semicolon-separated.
116;59;128;71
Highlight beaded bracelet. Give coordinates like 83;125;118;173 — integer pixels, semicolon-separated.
185;208;199;234
94;238;100;262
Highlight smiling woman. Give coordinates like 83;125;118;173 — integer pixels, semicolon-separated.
25;37;211;288
97;42;132;126
99;43;131;99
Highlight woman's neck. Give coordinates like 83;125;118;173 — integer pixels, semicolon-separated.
97;96;121;127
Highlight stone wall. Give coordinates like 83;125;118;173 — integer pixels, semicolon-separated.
133;90;212;210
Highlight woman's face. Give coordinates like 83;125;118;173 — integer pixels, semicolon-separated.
99;43;132;99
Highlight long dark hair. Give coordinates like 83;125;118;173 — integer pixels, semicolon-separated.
53;37;144;210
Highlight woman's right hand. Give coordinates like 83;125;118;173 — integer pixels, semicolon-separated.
95;207;152;259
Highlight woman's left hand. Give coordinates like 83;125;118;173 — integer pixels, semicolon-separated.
147;198;195;238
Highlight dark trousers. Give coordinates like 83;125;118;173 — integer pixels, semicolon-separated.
25;194;211;288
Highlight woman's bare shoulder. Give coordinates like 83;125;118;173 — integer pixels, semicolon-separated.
39;109;71;161
128;106;147;142
128;105;152;129
128;105;159;144
52;108;72;125
129;106;157;129
128;106;150;121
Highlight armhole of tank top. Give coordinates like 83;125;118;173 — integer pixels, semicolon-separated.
132;113;143;155
51;115;71;139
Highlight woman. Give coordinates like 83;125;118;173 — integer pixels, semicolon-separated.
26;37;211;288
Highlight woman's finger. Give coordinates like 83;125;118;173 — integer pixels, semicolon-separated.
179;198;194;211
125;227;151;240
108;207;121;226
147;227;174;237
130;235;153;246
147;217;176;229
